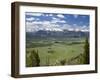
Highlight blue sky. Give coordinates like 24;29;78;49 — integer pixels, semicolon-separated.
25;12;90;32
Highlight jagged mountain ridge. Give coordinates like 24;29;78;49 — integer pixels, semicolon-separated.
26;29;89;39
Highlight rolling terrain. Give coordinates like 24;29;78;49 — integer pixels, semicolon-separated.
26;29;89;67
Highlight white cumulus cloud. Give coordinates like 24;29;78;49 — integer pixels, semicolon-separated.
73;14;79;18
51;17;66;24
26;13;43;16
57;14;65;18
26;17;35;21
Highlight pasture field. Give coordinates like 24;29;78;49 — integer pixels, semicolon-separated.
26;38;86;67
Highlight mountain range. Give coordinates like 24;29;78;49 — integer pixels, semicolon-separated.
26;29;89;39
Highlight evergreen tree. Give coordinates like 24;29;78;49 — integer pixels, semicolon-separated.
29;49;40;67
60;59;66;65
83;38;89;64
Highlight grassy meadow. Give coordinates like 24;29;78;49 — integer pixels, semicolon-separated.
26;37;88;67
